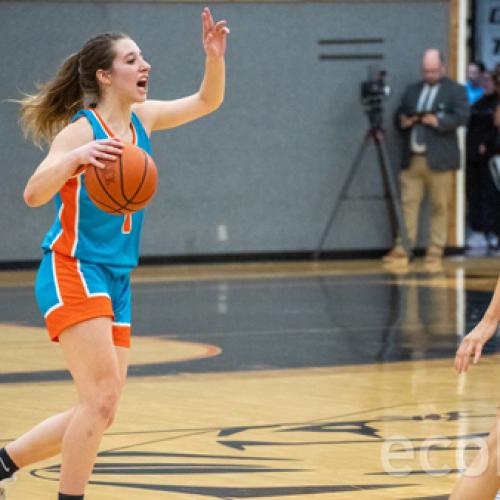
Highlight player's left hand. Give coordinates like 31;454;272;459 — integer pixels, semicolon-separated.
202;7;230;58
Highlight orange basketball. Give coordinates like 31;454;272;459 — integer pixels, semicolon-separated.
84;143;158;214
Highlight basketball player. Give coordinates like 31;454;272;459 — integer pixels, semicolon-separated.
452;276;500;499
0;8;229;500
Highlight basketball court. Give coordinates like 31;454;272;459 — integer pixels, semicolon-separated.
1;255;499;499
0;0;493;497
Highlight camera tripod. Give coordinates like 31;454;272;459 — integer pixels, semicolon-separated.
314;125;413;260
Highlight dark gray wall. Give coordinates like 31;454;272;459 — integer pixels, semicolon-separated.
0;1;448;261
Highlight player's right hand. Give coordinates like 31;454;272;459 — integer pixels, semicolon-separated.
73;138;123;170
455;317;499;374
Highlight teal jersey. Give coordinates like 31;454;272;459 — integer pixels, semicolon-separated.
41;109;153;274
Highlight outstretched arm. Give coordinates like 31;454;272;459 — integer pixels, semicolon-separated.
134;7;230;133
455;276;500;373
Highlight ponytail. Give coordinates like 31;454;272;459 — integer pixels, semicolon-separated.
19;52;83;147
17;32;128;147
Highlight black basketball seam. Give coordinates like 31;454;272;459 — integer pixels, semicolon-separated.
86;190;128;214
120;149;149;205
88;148;153;213
93;165;130;210
123;197;152;205
118;154;132;211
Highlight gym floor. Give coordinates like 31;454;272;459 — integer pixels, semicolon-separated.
1;256;499;499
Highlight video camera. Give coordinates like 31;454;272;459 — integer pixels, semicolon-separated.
360;65;391;129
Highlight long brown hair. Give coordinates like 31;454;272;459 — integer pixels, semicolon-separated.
19;32;128;147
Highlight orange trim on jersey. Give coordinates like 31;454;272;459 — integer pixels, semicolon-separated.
45;252;113;342
122;214;132;234
112;324;131;348
73;164;88;176
92;109;137;144
51;177;80;256
92;109;114;137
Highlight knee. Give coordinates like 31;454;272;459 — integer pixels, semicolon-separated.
88;377;121;425
104;390;120;429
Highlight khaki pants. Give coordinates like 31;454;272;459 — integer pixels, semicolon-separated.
397;154;453;253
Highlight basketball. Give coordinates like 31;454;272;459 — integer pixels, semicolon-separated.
84;143;158;214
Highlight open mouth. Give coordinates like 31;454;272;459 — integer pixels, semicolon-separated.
137;79;148;91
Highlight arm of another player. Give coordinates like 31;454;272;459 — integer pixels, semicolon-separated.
134;7;229;133
23;120;123;207
455;276;500;373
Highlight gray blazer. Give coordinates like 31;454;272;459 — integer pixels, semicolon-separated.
397;77;469;171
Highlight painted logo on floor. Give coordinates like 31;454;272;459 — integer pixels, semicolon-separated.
30;409;487;498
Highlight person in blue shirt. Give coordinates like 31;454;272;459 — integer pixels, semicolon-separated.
0;8;229;500
466;61;486;105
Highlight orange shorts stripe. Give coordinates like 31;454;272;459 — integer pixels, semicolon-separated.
43;252;131;347
54;251;88;303
46;295;113;342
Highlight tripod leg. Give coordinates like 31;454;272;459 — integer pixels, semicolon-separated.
314;136;371;259
373;134;413;258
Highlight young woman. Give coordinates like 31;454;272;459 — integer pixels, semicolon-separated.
0;8;229;500
452;277;500;499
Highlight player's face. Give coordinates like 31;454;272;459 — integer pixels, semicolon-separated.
109;38;151;102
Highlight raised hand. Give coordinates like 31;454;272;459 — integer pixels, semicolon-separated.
202;7;230;58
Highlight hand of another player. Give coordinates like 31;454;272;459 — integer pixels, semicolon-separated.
455;317;499;374
73;138;123;170
420;113;439;128
202;7;230;58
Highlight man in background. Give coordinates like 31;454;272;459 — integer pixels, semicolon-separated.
383;48;469;265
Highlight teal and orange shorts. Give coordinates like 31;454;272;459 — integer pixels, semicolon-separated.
35;251;131;347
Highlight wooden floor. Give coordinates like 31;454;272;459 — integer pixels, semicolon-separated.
2;256;500;499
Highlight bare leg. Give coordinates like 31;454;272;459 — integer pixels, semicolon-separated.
6;344;129;471
7;409;75;467
450;421;500;499
56;317;121;494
